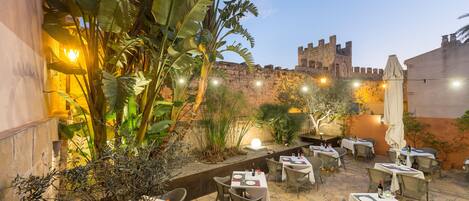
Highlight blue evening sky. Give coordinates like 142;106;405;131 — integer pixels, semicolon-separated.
222;0;469;69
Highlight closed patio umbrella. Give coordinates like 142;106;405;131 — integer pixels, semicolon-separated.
383;55;406;161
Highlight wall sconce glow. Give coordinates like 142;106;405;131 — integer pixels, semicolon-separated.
255;80;263;87
301;85;309;93
319;77;328;84
381;83;387;89
451;80;462;89
212;79;220;86
177;78;186;84
247;138;265;151
352;81;361;88
64;49;79;63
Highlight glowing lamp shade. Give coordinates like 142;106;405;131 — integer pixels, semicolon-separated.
250;138;262;149
64;49;79;63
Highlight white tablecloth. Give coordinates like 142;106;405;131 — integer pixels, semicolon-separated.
310;145;342;166
279;156;315;184
374;163;425;192
341;139;375;154
348;193;397;201
400;148;435;164
464;159;469;165
231;171;270;201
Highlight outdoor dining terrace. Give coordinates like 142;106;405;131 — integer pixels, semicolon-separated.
2;0;469;201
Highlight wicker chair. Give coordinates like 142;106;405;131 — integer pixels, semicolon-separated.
419;147;438;158
397;174;429;201
317;152;339;173
306;156;323;190
214;176;231;201
354;144;374;161
228;188;263;201
333;147;347;170
284;166;312;198
363;138;376;146
366;168;392;192
387;150;406;164
301;146;313;157
160;188;187;201
266;158;283;182
415;156;442;178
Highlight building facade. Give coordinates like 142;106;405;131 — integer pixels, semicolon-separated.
405;34;469;118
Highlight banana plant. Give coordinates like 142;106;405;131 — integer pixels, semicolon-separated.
192;0;258;112
458;13;469;42
43;0;213;157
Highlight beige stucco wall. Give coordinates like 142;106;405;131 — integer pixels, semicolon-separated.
405;41;469;118
0;0;59;200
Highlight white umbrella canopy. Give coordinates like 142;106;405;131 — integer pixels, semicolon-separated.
383;55;406;153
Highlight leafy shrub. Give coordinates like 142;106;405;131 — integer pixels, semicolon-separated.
257;104;303;145
12;143;187;201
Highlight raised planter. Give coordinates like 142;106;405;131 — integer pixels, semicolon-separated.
299;134;341;147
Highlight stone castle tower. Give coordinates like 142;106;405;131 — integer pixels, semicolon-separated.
295;35;353;78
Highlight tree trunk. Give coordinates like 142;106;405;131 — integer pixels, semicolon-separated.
193;57;212;112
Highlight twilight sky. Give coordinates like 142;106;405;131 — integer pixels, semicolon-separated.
222;0;469;69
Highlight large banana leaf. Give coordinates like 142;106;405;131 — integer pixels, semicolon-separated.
98;0;136;33
152;0;212;38
102;72;137;112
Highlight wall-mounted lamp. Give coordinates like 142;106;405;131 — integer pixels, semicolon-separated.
254;80;263;87
319;77;328;84
352;80;361;88
64;49;79;63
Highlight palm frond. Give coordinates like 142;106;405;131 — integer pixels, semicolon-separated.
222;43;254;69
458;13;469;19
233;24;255;48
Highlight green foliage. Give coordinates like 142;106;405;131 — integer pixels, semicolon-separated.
257;104;303;145
11;143;188;201
403;112;426;147
278;80;356;135
201;85;251;161
455;110;469;132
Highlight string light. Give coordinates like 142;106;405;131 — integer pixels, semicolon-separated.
352;81;361;88
319;77;328;84
255;80;263;87
177;78;186;84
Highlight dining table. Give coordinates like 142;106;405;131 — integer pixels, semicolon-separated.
310;145;342;166
399;148;435;163
348;193;398;201
341;138;375;154
374;163;425;192
279;155;315;184
231;171;270;201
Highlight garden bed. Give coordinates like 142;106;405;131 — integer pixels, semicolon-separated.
168;141;311;200
299;134;341;147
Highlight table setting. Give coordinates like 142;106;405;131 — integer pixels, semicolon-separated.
374;163;425;192
310;145;342;166
348;193;398;201
341;138;375;154
399;147;435;164
231;171;270;201
279;155;315;184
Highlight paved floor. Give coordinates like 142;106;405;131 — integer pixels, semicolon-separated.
193;155;469;201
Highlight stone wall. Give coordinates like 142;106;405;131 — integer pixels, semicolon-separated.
0;1;60;200
0;118;59;200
